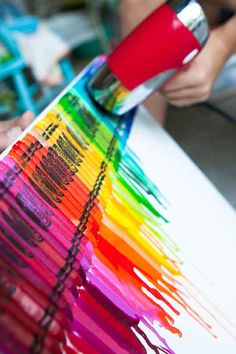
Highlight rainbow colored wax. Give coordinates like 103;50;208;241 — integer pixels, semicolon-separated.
0;56;228;354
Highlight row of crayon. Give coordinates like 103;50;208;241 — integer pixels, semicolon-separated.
0;83;127;353
0;58;216;354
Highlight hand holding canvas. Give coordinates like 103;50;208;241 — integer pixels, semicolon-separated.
0;111;34;152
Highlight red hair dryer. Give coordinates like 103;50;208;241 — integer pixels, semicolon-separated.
88;0;209;115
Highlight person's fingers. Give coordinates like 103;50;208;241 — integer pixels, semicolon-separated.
0;111;34;133
0;117;20;132
162;80;202;94
164;87;210;102
164;89;198;101
168;95;208;107
167;85;210;106
161;76;192;93
0;126;22;153
0;111;34;152
18;111;34;130
162;64;205;94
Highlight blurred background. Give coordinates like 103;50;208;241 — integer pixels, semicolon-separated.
0;0;236;208
0;0;120;119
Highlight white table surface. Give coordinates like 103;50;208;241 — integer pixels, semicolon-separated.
128;107;236;354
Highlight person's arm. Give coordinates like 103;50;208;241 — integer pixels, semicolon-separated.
218;14;236;54
119;0;165;36
119;0;236;36
0;111;34;152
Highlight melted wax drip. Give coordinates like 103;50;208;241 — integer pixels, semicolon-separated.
0;58;229;354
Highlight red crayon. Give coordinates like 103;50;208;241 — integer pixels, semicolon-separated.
0;200;80;290
0;230;74;308
0;257;71;329
0;161;93;274
0;307;61;354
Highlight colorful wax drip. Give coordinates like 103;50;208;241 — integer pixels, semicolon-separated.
0;57;229;354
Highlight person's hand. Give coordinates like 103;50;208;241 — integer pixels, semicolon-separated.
160;29;232;107
119;0;165;37
0;111;34;153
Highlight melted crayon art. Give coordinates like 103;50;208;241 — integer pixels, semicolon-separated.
0;57;232;354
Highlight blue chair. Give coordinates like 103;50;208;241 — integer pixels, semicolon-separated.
0;1;23;20
0;15;75;117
